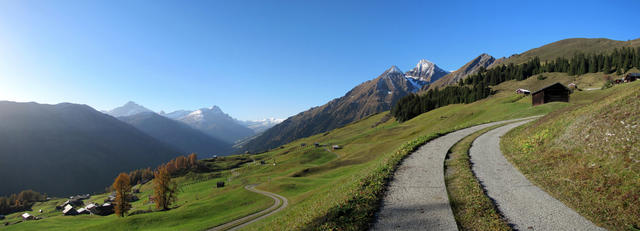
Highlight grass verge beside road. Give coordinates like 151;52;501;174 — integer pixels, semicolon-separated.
501;81;640;230
445;125;511;231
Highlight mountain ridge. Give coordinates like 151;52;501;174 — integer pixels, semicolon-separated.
428;53;496;90
243;65;427;152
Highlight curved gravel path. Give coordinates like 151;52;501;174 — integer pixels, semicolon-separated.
470;120;605;231
372;117;539;231
209;185;288;231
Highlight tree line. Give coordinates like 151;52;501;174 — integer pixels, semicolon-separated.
393;47;640;122
112;153;198;217
391;83;492;122
0;190;46;215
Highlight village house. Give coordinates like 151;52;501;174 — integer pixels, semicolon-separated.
76;208;90;215
63;204;78;216
515;88;531;95
21;213;36;220
532;82;570;106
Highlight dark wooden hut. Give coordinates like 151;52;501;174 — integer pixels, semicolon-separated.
532;82;570;106
625;73;639;82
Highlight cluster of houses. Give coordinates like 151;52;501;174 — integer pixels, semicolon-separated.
15;191;145;222
55;193;119;217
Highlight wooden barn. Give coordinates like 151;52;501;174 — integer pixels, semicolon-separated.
532;82;570;106
625;73;639;82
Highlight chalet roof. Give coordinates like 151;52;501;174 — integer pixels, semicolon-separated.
532;82;570;95
21;213;32;219
62;204;78;214
85;203;98;210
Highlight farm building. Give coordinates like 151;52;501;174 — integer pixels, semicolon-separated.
532;82;570;106
515;88;530;95
625;73;639;82
21;213;36;220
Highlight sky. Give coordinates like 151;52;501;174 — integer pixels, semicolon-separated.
0;0;638;121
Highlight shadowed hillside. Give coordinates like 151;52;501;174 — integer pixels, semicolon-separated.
118;112;231;156
0;101;181;196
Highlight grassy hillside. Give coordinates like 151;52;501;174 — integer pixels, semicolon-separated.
499;38;640;65
3;73;615;230
502;80;640;230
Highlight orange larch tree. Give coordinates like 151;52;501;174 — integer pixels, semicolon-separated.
153;165;178;210
112;172;132;217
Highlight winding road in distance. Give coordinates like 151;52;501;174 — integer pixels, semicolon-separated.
209;185;288;231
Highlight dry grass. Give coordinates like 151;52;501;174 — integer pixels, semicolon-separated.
502;81;640;230
445;125;510;231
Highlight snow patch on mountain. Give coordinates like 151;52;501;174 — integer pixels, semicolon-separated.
160;110;193;119
240;118;285;133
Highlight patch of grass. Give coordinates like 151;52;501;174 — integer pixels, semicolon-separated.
502;81;640;230
445;125;510;231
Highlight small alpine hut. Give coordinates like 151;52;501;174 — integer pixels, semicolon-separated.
625;73;639;82
21;213;36;220
531;82;570;106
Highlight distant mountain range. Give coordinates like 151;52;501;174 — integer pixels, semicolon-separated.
177;106;256;143
118;112;231;155
0;101;181;197
239;118;285;133
108;102;283;144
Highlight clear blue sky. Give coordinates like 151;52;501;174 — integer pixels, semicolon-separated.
0;0;637;120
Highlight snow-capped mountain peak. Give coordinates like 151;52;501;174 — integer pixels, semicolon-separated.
388;65;403;74
405;59;449;83
107;101;153;117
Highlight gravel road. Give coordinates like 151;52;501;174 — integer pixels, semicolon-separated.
372;117;539;231
470;120;605;231
209;184;288;231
